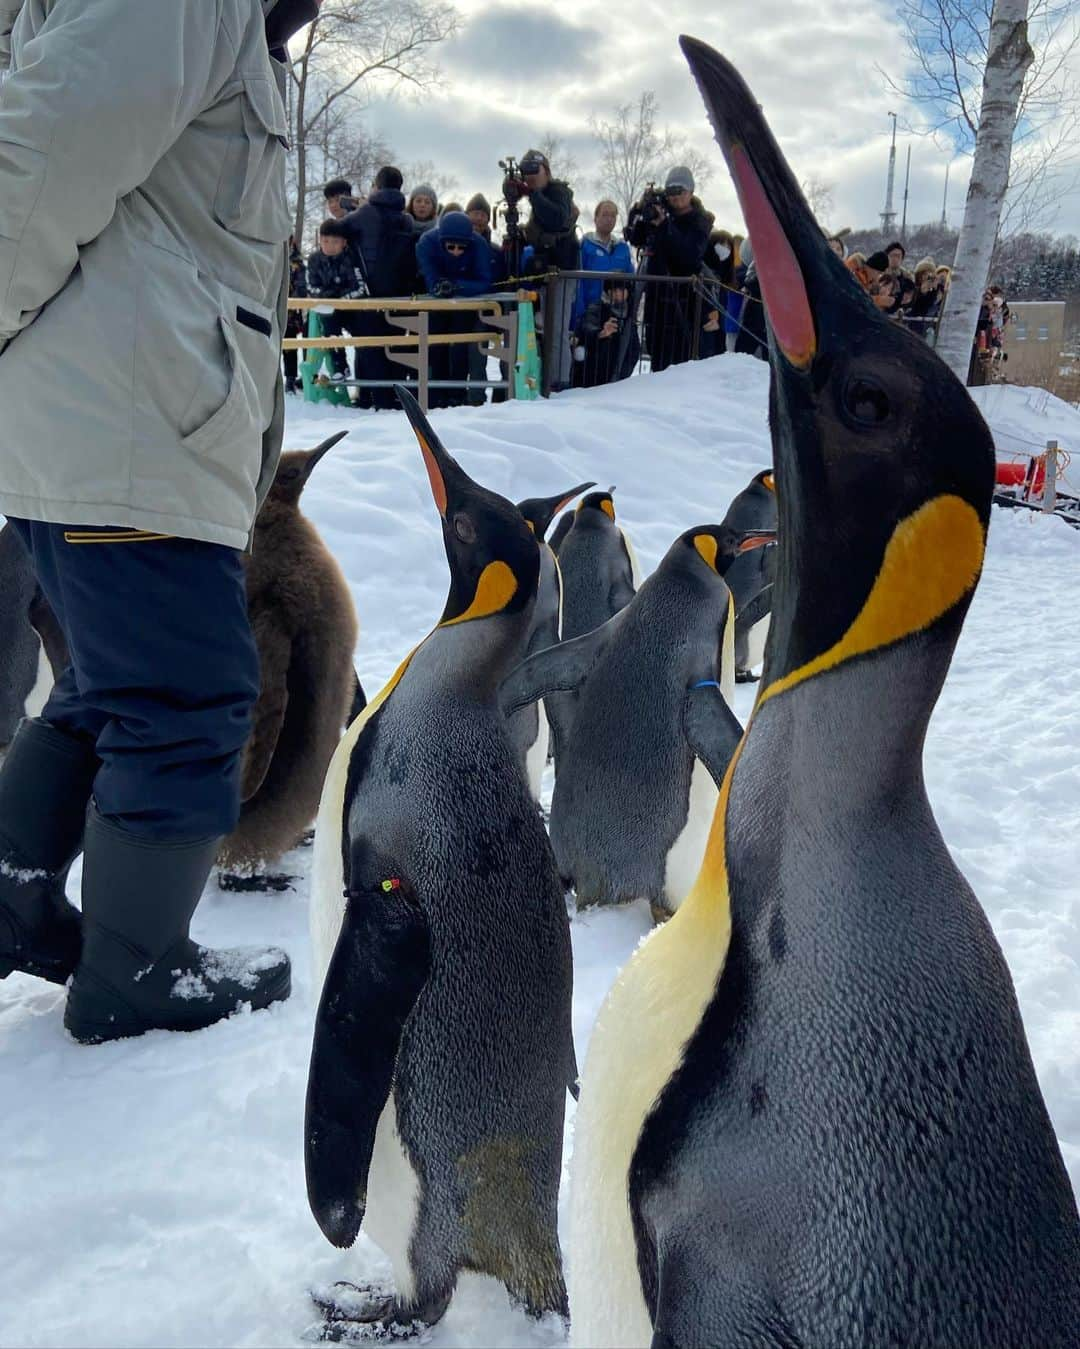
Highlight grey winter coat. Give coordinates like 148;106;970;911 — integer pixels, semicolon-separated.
0;0;291;551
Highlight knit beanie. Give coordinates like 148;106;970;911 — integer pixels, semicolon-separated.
466;192;491;219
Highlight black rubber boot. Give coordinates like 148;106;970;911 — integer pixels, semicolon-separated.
64;807;291;1044
0;718;99;985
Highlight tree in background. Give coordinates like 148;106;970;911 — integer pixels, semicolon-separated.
402;159;461;206
285;0;459;245
590;91;713;219
802;177;836;227
930;0;1035;379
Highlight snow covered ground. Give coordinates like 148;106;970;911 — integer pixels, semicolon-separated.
2;356;1078;1348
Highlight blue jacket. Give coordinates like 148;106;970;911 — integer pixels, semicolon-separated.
417;212;498;297
573;232;633;323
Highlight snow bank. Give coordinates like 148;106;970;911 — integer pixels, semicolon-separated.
1;358;1077;1348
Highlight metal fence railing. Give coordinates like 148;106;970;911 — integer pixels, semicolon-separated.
282;293;541;411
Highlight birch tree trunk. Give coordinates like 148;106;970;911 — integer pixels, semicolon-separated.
935;0;1034;383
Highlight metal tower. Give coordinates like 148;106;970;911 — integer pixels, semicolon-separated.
880;111;897;234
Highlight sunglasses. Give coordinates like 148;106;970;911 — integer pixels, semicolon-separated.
444;241;467;253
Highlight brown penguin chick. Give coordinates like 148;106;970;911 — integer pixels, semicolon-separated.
218;431;359;886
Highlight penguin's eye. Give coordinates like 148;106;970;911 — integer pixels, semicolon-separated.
843;377;891;427
453;513;477;544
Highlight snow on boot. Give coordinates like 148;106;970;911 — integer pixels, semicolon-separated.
0;718;99;985
64;806;291;1044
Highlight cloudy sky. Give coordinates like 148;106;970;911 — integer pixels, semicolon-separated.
343;0;1080;243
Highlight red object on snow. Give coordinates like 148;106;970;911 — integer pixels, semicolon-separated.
996;459;1045;493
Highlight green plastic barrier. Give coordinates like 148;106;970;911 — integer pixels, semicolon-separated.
300;310;352;406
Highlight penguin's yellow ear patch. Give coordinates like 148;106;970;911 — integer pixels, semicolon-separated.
762;493;984;702
600;497;616;521
441;560;518;626
762;472;775;492
693;533;719;571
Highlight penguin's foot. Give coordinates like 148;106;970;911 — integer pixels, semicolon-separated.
217;870;298;893
307;1284;447;1338
650;899;675;925
307;1283;431;1342
297;828;316;849
734;668;760;684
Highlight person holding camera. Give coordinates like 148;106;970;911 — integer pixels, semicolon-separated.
573;276;641;389
323;177;355;221
503;149;580;391
627;166;712;372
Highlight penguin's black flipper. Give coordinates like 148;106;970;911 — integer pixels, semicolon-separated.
735;582;774;636
682;683;744;790
348;671;367;725
499;613;623;716
305;855;430;1250
548;511;574;555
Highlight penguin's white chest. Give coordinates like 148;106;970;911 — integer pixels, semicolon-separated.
362;1096;421;1299
524;702;550;802
662;757;719;912
743;613;771;673
23;642;53;719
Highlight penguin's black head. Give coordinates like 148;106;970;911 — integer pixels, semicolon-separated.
517;482;596;541
677;524;776;579
264;431;349;510
721;469;779;533
576;489;618;525
396;387;540;627
682;38;995;692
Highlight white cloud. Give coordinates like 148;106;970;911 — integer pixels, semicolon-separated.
334;0;1080;244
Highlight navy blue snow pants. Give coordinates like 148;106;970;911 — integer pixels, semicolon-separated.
6;520;259;841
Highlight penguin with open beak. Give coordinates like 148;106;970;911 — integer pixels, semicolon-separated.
306;390;575;1337
567;38;1080;1349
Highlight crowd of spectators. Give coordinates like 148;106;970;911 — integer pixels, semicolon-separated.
286;157;995;406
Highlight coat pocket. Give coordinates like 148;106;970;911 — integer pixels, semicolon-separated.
181;292;279;458
213;77;291;244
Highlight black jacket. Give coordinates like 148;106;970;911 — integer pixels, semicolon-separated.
628;198;712;278
574;298;640;387
339;189;417;297
306;249;366;300
522;180;580;271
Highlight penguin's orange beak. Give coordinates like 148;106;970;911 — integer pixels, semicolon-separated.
738;530;777;552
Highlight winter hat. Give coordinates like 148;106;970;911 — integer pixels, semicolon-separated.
520;149;550;173
865;250;890;272
665;165;695;194
466;192;491;219
408;183;438;212
438;210;474;244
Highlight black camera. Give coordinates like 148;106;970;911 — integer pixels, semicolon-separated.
337;195;360;213
519;157;544;177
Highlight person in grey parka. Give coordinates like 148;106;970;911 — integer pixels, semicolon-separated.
0;0;321;1043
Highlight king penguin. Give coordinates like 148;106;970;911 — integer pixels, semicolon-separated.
722;469;779;681
567;38;1080;1349
502;524;772;918
507;481;595;801
305;389;575;1335
217;432;358;885
546;489;639;770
